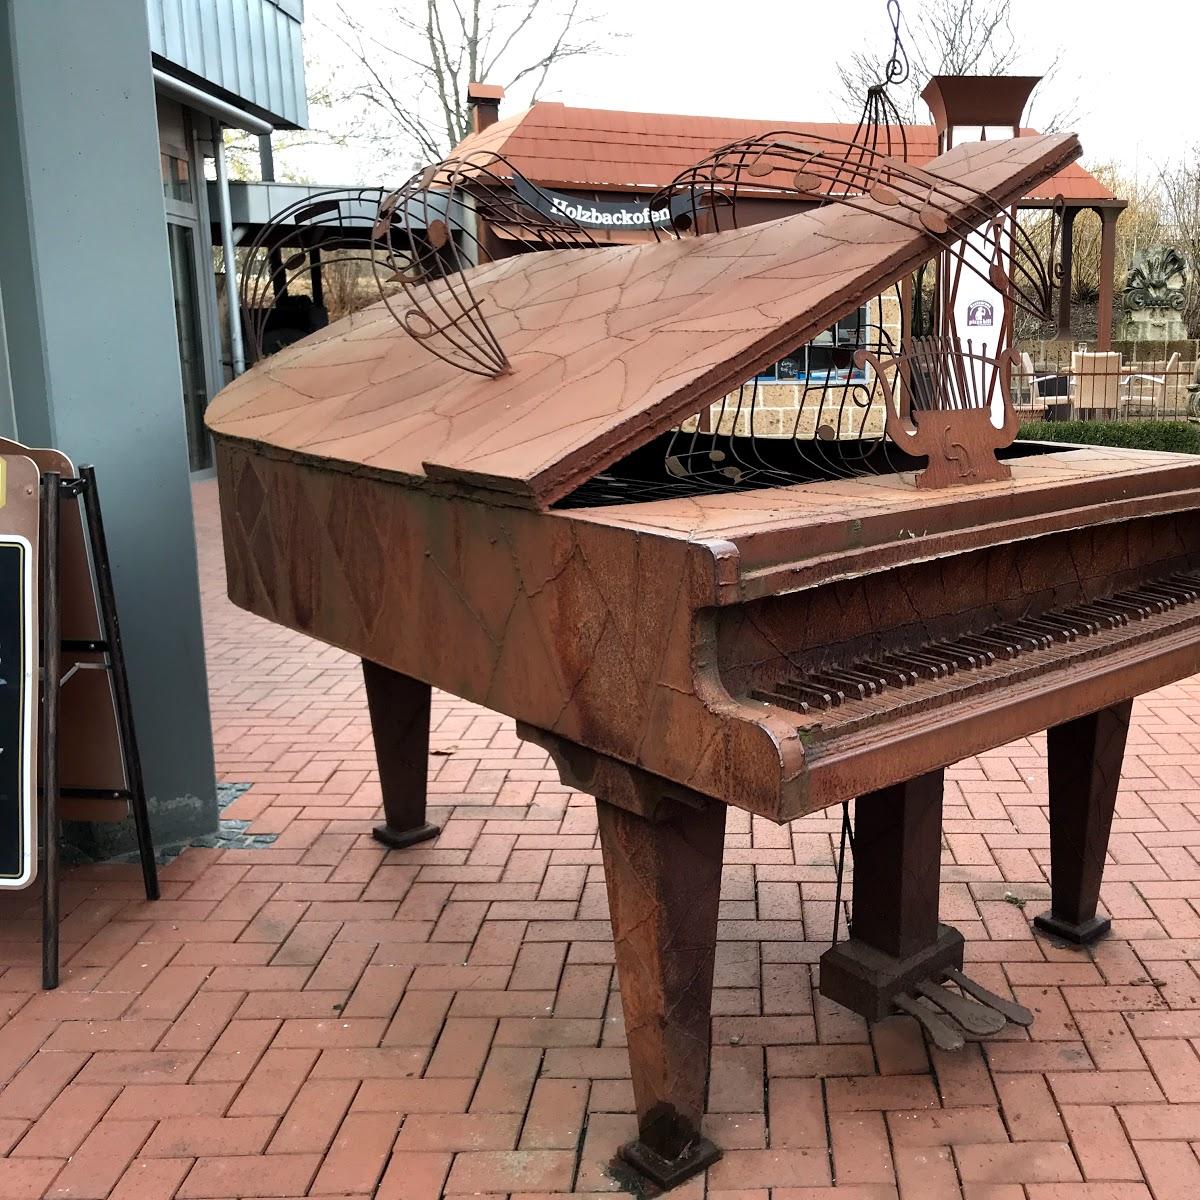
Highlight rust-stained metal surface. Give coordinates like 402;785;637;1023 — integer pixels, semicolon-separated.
207;113;1200;1191
215;439;1200;822
857;338;1022;489
206;134;1078;509
595;794;726;1186
1034;699;1133;943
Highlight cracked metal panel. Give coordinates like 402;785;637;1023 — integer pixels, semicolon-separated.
206;134;1079;510
216;440;1200;823
214;444;790;819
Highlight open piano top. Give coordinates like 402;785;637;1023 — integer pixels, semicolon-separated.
207;130;1200;822
209;120;1200;1191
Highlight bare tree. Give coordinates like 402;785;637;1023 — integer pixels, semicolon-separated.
1068;164;1166;305
327;0;615;171
222;82;349;183
1158;150;1200;337
835;0;1074;132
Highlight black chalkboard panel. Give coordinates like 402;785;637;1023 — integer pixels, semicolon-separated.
0;537;34;885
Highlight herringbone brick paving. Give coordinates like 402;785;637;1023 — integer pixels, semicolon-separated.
2;477;1200;1197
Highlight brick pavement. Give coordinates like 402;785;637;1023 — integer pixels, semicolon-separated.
2;477;1200;1198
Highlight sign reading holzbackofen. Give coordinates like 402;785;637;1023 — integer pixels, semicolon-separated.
513;177;673;231
0;456;39;889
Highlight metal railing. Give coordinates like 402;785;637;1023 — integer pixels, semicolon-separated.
1013;343;1199;422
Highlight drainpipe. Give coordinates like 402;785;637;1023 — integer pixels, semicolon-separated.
211;119;246;378
0;283;17;440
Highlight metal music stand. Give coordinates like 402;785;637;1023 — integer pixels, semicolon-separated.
40;466;158;989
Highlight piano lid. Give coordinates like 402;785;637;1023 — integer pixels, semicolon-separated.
205;132;1080;510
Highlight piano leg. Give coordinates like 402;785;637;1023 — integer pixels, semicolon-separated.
820;769;964;1021
1034;698;1132;945
362;660;440;849
596;796;725;1189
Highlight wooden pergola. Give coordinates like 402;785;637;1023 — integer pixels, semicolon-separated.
921;76;1126;349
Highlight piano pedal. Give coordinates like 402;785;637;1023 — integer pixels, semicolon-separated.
943;967;1034;1026
915;979;1006;1034
894;993;964;1051
893;969;1033;1050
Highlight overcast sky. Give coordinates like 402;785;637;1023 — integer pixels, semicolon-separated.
295;0;1197;185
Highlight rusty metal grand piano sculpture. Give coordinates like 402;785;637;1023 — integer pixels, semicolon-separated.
207;129;1200;1188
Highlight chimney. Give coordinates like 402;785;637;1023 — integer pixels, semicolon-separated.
919;75;1041;152
467;83;504;133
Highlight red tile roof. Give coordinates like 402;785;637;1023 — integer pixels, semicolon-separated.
451;101;1117;204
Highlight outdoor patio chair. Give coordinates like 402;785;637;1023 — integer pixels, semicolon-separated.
1014;352;1064;418
1121;351;1182;420
1070;350;1122;420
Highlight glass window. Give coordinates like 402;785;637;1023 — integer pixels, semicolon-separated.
161;152;193;204
166;224;211;471
759;306;870;382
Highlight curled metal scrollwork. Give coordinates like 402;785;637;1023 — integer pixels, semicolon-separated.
368;152;599;377
883;0;910;86
649;134;1061;326
239;187;402;363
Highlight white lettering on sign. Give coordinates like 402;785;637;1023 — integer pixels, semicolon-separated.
547;196;671;228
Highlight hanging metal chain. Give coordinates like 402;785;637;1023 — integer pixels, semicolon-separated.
882;0;910;87
850;0;912;165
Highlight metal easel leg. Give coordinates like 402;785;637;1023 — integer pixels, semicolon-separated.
78;466;158;901
41;473;61;990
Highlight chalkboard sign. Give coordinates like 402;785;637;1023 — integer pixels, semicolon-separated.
0;534;35;887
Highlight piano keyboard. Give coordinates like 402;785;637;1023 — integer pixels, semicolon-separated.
750;570;1200;736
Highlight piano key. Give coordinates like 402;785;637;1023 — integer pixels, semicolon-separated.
1125;590;1171;616
1020;615;1077;642
810;671;867;701
857;659;917;687
993;624;1051;652
1088;599;1131;625
903;649;957;677
1060;608;1108;636
909;642;965;673
931;640;989;669
1008;619;1065;648
751;566;1200;741
1142;581;1192;606
838;667;885;695
1141;581;1186;606
749;687;811;714
953;636;999;664
924;640;988;670
1147;576;1193;596
776;679;838;709
878;653;935;681
970;631;1022;659
1061;604;1120;632
1110;594;1152;617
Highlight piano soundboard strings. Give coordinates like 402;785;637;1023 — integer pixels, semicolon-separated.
559;285;1034;508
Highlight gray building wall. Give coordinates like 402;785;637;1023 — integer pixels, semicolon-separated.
147;0;308;128
0;0;218;851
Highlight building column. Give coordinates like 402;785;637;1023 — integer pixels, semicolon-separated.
1096;206;1121;350
1056;206;1077;340
0;0;217;853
